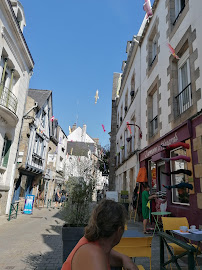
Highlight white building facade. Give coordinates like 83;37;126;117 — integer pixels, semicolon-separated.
65;124;108;200
0;0;34;215
12;90;52;210
113;0;202;225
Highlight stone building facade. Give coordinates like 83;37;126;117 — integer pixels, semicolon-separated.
0;0;34;215
12;89;52;210
111;0;202;225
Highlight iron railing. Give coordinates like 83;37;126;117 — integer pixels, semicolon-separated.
150;116;158;137
0;84;18;114
175;83;192;116
158;232;196;269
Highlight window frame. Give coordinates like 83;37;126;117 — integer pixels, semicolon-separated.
177;49;192;114
174;0;186;23
170;146;190;206
1;136;11;168
150;91;158;137
41;110;46;128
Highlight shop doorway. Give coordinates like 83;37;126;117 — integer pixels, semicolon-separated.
129;168;134;202
157;162;166;192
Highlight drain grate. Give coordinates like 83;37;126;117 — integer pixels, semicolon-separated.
30;216;43;218
5;267;15;269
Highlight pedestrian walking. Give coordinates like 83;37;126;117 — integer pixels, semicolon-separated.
54;190;61;208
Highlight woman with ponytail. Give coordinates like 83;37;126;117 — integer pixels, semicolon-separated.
61;199;138;270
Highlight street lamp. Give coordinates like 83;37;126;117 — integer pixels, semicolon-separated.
126;122;142;139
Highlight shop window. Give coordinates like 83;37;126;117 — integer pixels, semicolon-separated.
176;49;192;115
1;136;11;168
170;147;190;205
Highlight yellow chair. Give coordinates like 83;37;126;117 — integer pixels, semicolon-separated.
162;217;200;268
162;217;189;255
113;236;152;270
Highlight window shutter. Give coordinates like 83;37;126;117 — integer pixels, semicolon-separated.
2;140;11;168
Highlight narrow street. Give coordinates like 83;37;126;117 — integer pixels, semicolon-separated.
0;208;64;270
1;206;201;270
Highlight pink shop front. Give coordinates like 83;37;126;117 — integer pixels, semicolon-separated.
139;116;202;228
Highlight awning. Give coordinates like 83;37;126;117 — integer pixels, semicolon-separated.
136;167;148;183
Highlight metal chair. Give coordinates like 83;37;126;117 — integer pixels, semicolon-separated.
113;236;152;270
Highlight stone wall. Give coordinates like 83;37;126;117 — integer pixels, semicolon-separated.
0;191;8;215
193;122;202;209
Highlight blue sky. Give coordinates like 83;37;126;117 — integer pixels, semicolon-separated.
20;0;151;147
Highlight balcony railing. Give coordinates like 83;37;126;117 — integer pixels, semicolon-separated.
150;116;158;137
0;84;18;114
175;83;192;116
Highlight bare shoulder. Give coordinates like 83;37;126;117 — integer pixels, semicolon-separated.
72;243;108;270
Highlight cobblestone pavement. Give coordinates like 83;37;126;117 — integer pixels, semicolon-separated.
0;208;201;270
0;207;65;270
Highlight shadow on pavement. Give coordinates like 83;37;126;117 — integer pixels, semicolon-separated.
23;210;65;270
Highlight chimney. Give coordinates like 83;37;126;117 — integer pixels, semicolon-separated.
72;123;77;132
82;124;87;142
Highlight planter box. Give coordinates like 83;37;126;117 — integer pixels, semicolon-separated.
62;225;85;263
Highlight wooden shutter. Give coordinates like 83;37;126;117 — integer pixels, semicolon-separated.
2;140;11;167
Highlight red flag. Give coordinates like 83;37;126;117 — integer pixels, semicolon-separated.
168;43;180;59
102;124;106;132
126;122;132;135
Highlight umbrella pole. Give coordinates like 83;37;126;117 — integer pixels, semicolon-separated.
134;183;140;224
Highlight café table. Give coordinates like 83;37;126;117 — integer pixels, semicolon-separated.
172;229;202;253
151;211;171;235
158;231;197;269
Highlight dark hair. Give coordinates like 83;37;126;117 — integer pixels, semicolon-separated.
143;183;150;189
85;199;127;241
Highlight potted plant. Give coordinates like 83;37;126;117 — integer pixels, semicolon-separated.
61;176;95;263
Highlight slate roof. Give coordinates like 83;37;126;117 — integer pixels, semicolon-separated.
67;142;95;157
28;89;52;109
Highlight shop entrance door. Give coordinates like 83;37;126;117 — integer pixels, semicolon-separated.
157;162;166;192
